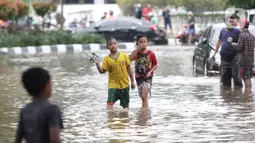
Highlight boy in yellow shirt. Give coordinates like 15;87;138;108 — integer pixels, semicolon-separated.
93;38;135;110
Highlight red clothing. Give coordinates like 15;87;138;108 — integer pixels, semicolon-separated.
142;8;152;21
134;50;157;79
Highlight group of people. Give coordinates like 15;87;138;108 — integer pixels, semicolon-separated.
212;15;255;90
15;35;158;142
135;4;196;44
93;35;158;110
101;10;115;20
13;12;255;143
135;4;172;31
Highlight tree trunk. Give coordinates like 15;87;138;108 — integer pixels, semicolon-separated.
15;19;18;25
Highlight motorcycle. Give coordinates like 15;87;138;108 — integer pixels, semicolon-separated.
175;24;200;45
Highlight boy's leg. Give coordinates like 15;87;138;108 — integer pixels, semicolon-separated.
141;79;152;108
119;87;130;109
141;86;149;108
137;79;147;108
107;88;118;110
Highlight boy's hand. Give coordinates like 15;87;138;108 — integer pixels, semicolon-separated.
145;71;152;78
93;56;99;64
136;45;144;51
131;82;136;89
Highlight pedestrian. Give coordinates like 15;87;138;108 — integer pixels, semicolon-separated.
129;35;159;108
93;38;135;110
187;11;195;45
235;20;255;89
212;15;243;88
135;3;143;19
107;10;115;19
162;4;172;34
142;4;153;21
15;67;64;143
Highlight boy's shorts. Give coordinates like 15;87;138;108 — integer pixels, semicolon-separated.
136;78;152;98
240;67;253;79
107;87;129;108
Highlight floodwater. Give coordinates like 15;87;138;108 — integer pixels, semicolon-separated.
1;45;255;142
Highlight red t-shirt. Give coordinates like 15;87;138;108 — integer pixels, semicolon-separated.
142;8;152;21
134;50;157;79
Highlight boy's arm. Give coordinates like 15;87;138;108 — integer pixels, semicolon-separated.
126;54;135;88
15;136;22;143
129;46;143;61
94;56;106;74
49;106;63;143
127;66;135;87
15;111;24;143
150;63;159;73
95;62;105;74
145;52;159;78
49;127;61;143
129;49;138;61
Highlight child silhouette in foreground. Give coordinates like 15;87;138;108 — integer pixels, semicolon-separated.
15;67;63;143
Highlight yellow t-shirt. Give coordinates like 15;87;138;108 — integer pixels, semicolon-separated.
102;52;131;89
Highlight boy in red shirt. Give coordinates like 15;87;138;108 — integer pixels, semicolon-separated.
129;35;158;108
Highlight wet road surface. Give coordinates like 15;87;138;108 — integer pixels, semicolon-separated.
1;45;255;142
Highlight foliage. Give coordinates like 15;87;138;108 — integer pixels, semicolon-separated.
225;0;255;9
16;1;29;20
0;30;105;48
0;0;28;21
32;2;57;18
116;0;227;15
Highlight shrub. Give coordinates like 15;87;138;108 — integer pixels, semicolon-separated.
16;1;29;20
0;0;28;21
0;30;106;48
32;2;56;18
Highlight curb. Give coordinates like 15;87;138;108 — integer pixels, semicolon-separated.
0;43;135;55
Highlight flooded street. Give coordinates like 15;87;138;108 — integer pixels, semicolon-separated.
1;45;255;142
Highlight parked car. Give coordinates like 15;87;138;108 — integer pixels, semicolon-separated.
73;17;168;45
192;23;255;76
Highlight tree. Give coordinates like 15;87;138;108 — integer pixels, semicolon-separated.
0;0;28;22
116;0;227;15
15;1;29;23
32;2;57;28
32;2;56;18
0;0;18;21
225;0;255;9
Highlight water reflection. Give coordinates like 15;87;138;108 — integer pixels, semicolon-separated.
107;110;129;130
135;108;151;126
220;86;254;104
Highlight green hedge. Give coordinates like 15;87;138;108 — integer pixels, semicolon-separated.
0;30;106;48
